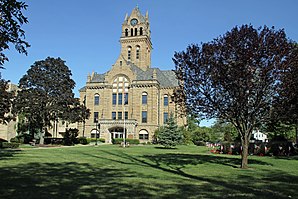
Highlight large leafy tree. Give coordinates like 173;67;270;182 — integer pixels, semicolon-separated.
13;57;89;144
173;25;294;168
0;77;14;123
0;0;29;68
275;44;298;142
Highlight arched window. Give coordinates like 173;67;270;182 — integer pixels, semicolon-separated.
139;129;149;140
112;76;129;107
140;27;143;35
127;46;131;60
125;29;128;37
131;28;133;36
164;95;169;106
142;92;147;105
136;45;140;59
94;94;100;105
135;28;138;36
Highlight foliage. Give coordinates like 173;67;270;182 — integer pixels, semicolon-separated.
211;120;238;142
1;142;19;148
10;137;19;143
173;25;294;168
77;137;89;145
192;127;211;145
0;78;14;123
112;138;139;145
179;126;193;145
157;114;183;148
63;128;79;146
86;138;105;144
12;57;89;144
0;0;30;68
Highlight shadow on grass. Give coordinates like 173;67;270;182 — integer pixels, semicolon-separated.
1;148;297;198
0;149;22;160
0;162;156;199
100;150;296;198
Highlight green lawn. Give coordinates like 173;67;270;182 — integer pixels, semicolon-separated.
0;145;297;199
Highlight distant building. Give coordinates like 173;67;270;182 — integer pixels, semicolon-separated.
0;83;18;141
79;7;186;143
252;129;268;142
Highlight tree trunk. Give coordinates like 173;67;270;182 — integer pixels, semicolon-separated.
241;136;249;169
39;127;45;145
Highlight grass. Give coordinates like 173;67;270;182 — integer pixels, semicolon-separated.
0;144;297;199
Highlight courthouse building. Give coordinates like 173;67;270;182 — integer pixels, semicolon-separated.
79;7;186;143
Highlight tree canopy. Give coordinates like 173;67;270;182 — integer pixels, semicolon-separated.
0;0;29;68
173;25;295;168
0;77;14;123
13;57;89;144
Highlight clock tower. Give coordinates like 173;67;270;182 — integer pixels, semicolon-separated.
115;6;152;71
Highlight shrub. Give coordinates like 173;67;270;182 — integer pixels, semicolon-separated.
78;137;89;145
112;138;139;145
63;128;79;146
0;138;8;148
10;137;20;143
2;142;19;148
86;138;105;143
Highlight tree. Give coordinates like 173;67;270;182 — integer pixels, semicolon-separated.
157;114;183;148
173;25;294;168
0;77;14;123
0;0;30;68
274;44;298;143
13;57;89;144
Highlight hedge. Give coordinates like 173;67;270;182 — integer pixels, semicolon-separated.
1;142;19;149
112;138;140;145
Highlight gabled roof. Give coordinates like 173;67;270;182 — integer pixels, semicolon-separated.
79;64;178;92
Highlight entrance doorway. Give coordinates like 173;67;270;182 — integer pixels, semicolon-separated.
109;127;126;139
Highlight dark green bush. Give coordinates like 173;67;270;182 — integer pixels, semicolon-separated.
63;128;79;146
86;138;105;143
112;138;139;145
0;138;8;148
2;142;19;148
78;137;89;145
10;137;20;143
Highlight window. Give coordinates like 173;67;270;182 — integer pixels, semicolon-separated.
112;112;116;120
139;130;149;140
124;93;128;105
118;111;122;120
125;111;128;120
142;92;147;105
128;47;131;60
135;28;137;36
131;28;133;36
125;29;128;37
136;46;140;59
94;112;99;123
164;112;168;124
120;61;122;66
142;111;147;123
140;27;143;35
112;93;117;105
118;93;123;105
94;94;99;105
164;95;169;106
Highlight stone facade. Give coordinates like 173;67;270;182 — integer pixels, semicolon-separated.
0;83;18;141
79;7;186;143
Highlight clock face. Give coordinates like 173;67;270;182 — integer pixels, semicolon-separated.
130;18;138;26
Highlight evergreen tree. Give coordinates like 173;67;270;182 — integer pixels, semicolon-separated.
157;114;183;148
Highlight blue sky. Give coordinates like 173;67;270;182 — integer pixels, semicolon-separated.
1;0;298;126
